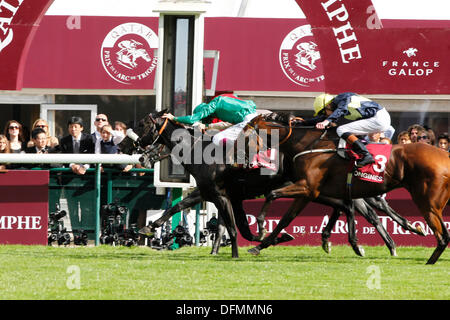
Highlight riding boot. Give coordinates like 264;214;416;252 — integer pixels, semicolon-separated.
351;140;375;167
342;133;375;167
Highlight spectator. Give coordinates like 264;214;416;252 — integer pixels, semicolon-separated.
58;116;95;175
407;124;425;143
424;126;436;146
92;114;124;154
380;137;392;144
23;128;60;169
113;121;146;175
114;121;127;136
368;132;381;143
27;118;59;148
396;131;411;144
437;133;449;152
0;134;10;170
4;120;26;153
416;128;431;145
99;124;132;172
58;117;95;234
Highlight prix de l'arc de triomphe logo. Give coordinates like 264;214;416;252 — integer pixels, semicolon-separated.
101;23;158;85
279;24;325;87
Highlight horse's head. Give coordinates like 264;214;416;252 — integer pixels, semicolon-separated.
118;110;167;155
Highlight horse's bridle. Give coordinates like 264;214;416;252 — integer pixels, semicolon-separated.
128;115;171;167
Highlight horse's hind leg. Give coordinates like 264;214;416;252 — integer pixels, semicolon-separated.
410;182;449;264
356;199;397;256
424;213;449;264
364;197;425;236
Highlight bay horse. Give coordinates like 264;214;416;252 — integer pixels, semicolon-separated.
246;115;450;264
120;111;422;257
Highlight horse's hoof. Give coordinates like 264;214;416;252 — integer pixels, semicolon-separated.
248;247;261;256
322;241;331;254
391;248;397;257
358;246;365;257
353;245;365;257
138;226;155;237
416;225;426;237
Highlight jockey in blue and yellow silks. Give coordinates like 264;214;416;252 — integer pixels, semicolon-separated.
307;92;391;167
162;94;258;146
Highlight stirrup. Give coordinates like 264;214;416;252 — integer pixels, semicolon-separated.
356;156;375;168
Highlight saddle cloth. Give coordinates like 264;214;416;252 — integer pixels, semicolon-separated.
249;148;278;171
338;139;392;183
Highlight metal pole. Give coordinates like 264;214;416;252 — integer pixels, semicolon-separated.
170;187;183;250
95;164;101;246
195;203;201;246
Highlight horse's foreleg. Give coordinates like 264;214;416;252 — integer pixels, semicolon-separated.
249;197;309;255
256;198;272;241
321;208;341;254
231;197;261;242
213;195;239;258
211;215;226;255
139;188;202;237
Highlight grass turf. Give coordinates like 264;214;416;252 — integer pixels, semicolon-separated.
0;244;448;300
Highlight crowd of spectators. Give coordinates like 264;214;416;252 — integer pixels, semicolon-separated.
365;123;448;153
0;114;148;173
0;116;449;172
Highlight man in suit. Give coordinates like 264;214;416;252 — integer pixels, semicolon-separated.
23;127;60;169
57;116;95;235
58;116;95;175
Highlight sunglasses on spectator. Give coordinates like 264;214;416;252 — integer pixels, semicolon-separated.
417;136;429;140
9;126;19;130
36;125;47;128
96;118;107;122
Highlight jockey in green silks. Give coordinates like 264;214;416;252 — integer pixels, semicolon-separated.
162;94;258;146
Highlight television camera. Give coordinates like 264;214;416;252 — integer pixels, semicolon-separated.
48;203;71;246
100;201;139;246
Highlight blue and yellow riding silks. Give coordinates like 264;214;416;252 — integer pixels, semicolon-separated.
327;92;382;122
174;95;256;125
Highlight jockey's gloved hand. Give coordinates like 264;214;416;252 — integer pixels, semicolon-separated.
193;122;206;132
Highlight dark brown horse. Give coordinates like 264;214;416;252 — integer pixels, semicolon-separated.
247;115;450;264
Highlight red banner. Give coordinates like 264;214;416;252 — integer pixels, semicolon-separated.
0;0;54;90
24;16;159;90
294;0;450;94
239;189;450;248
0;170;49;245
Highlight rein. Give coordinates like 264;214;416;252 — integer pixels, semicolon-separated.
253;117;337;162
292;148;337;162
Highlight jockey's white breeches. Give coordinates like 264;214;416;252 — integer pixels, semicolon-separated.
212;113;258;146
336;108;391;137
